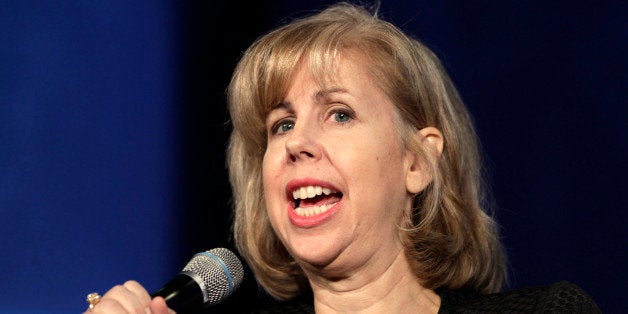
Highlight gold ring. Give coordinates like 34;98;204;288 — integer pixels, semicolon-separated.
86;292;102;310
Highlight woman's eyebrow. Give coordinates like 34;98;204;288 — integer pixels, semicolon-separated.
267;101;293;117
270;100;291;111
314;87;348;101
267;87;348;116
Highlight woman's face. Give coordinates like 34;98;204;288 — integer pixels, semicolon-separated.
262;52;424;275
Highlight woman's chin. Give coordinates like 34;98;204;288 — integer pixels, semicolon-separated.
286;238;347;269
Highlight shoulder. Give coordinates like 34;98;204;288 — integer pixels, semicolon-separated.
438;281;601;313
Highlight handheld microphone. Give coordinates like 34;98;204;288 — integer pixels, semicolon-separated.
150;248;244;313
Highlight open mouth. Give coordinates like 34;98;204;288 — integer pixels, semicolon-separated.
291;185;343;217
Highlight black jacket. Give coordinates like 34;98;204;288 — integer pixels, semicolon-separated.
255;281;601;313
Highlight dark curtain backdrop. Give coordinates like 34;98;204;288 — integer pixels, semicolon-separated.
1;1;625;313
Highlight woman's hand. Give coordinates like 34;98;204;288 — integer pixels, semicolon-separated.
84;280;174;314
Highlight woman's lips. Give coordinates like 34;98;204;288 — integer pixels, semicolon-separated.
288;199;342;228
285;178;343;228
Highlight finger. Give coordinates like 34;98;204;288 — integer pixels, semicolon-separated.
102;284;146;314
123;280;152;307
150;297;175;314
87;297;127;314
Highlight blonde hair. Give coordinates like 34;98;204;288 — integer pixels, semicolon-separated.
227;1;506;300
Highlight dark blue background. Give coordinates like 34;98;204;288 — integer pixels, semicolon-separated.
1;1;625;313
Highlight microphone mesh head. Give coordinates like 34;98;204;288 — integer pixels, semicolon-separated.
182;248;244;305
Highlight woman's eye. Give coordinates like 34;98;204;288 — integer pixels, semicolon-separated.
332;110;352;123
272;120;295;134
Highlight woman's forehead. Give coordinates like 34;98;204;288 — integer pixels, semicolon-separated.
259;48;378;115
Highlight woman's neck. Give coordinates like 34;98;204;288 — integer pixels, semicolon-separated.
306;249;440;313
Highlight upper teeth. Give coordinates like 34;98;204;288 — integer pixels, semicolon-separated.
292;185;333;200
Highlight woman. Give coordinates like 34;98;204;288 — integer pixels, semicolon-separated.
86;2;599;313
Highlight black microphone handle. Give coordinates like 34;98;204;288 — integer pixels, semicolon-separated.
150;272;204;313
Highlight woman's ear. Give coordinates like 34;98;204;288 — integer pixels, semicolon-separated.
405;127;444;194
419;126;444;156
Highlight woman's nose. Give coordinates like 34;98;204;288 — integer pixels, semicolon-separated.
284;121;322;163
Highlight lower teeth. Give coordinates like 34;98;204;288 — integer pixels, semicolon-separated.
295;203;332;217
